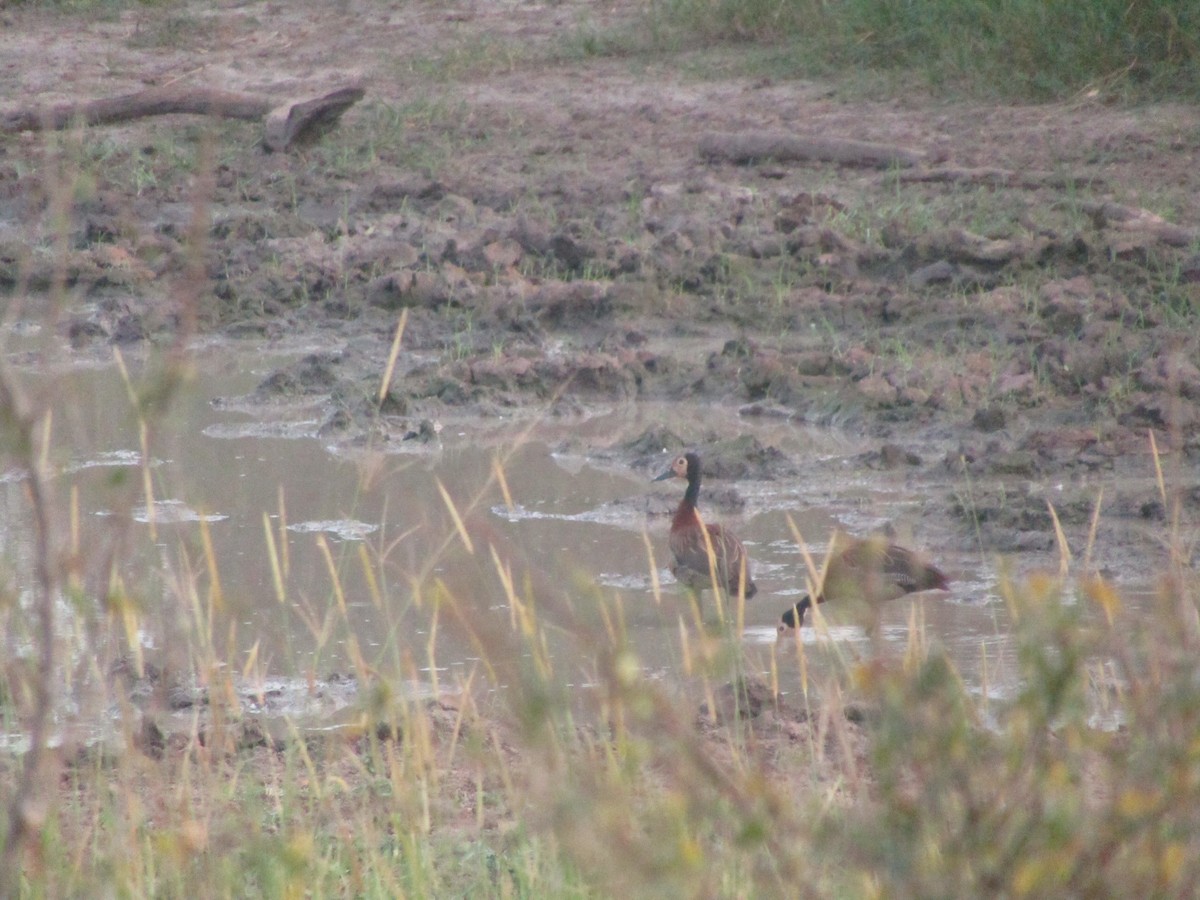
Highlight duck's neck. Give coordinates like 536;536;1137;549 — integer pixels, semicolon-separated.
672;475;702;529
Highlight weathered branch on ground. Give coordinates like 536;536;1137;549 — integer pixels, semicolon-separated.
1082;200;1198;248
897;166;1104;191
699;131;923;168
0;82;365;151
918;228;1055;267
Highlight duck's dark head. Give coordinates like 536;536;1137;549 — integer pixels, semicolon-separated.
653;452;700;483
777;595;814;634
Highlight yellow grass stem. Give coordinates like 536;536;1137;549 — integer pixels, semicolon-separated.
139;420;156;541
112;344;137;408
1149;428;1167;509
171;541;209;658
112;570;144;678
903;602;926;671
796;627;810;704
443;667;477;771
786;515;822;595
642;529;662;605
114;347;159;541
378;307;409;403
316;534;347;617
37;406;51;480
679;618;693;676
492;454;515;512
1084;574;1121;627
292;594;334;647
612;588;627;643
436;477;475;555
1046;501;1072;578
489;544;521;633
694;509;724;621
292;724;323;801
317;534;370;679
426;598;440;697
198;515;224;612
263;511;287;605
276;485;291;576
596;586;617;646
358;543;383;609
241;640;261;696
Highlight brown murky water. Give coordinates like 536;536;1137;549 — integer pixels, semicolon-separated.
3;338;1102;740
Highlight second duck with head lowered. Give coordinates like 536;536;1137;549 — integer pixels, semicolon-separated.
779;530;947;632
654;452;757;603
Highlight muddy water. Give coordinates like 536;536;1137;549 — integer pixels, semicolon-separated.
2;340;1037;736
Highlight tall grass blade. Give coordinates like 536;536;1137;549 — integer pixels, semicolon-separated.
378;307;409;404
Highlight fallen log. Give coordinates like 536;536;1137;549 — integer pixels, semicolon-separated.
262;85;366;152
0;82;365;151
699;131;923;168
1082;200;1198;251
897;166;1104;191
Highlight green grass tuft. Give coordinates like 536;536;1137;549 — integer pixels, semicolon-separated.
650;0;1200;99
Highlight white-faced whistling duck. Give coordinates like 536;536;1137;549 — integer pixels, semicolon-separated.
778;530;947;632
654;452;757;602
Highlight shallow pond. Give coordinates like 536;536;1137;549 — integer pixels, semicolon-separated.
2;336;1145;742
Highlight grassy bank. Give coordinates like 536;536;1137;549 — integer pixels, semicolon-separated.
649;0;1200;99
17;0;1199;101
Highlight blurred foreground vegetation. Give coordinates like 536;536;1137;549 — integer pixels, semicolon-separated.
1;391;1198;896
